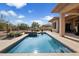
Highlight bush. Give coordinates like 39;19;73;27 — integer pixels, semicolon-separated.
7;32;22;38
15;32;22;37
7;32;15;37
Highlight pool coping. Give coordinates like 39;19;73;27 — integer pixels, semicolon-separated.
45;32;76;53
45;31;79;53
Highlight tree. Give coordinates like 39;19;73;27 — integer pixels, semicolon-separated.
31;22;40;30
0;19;7;31
17;23;29;30
0;19;14;32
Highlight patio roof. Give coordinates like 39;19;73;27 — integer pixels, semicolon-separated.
52;3;79;13
49;17;59;22
65;15;79;20
49;15;79;22
52;3;69;13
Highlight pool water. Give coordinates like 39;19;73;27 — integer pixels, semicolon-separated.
8;33;73;53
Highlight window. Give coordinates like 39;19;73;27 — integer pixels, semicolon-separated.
53;22;56;29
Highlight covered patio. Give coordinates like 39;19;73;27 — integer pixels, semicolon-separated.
65;15;79;42
51;3;79;42
65;33;79;42
52;3;79;38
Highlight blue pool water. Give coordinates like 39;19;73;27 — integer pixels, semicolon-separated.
8;33;73;53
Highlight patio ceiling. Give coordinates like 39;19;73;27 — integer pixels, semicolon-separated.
49;17;59;22
52;3;69;13
65;15;79;20
49;15;79;22
52;3;79;13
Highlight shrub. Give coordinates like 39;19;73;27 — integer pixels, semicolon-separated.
7;32;15;37
15;32;22;37
7;32;22;38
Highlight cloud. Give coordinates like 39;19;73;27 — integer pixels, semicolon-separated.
16;19;23;23
15;19;26;24
0;10;9;16
30;16;53;25
0;10;25;19
18;15;25;18
32;20;44;25
0;10;26;25
43;15;53;20
8;10;17;16
0;10;17;17
28;10;32;13
6;3;27;8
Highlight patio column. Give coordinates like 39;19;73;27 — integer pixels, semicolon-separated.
59;13;65;36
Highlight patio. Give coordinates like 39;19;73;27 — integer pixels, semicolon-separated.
65;33;79;42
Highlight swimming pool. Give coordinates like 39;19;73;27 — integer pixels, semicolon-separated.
8;33;74;53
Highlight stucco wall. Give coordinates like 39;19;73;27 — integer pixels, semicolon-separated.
52;20;59;33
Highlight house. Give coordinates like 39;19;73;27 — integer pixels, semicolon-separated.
49;17;59;33
51;3;79;37
41;24;52;31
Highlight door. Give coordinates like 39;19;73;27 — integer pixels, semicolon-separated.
77;23;79;33
65;23;71;33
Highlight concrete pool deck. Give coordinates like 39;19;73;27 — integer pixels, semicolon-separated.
0;34;27;52
46;31;79;53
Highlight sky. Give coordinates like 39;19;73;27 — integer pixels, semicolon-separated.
0;3;59;26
